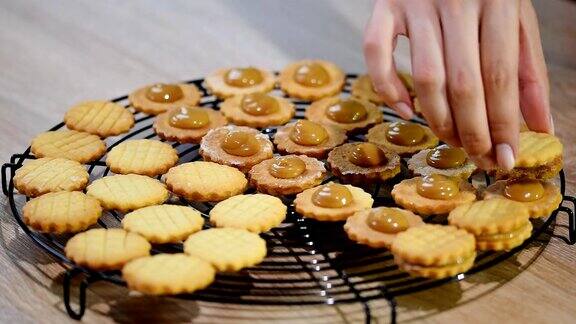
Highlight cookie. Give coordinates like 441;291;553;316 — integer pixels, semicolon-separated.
184;228;267;272
210;194;287;233
123;254;216;295
350;74;386;105
205;67;276;99
129;83;202;115
13;157;89;197
407;145;477;180
274;120;347;159
23;191;102;233
165;161;247;202
153;106;228;144
31;130;106;163
294;182;374;221
86;174;169;212
122;205;204;243
483;180;562;218
220;93;295;128
279;60;345;100
106;139;179;176
64;100;134;138
305;96;383;134
65;228;151;271
366;122;439;157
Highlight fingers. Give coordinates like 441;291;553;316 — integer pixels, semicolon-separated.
405;2;460;147
440;2;494;169
480;0;521;170
519;0;553;134
363;0;413;119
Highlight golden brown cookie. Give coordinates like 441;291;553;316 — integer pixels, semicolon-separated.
210;194;286;233
199;125;274;173
129;83;202;115
248;155;326;196
391;175;477;216
184;228;267;272
23;191;102;234
274;120;347;159
305;96;383;134
495;131;563;180
13;158;89;197
64;100;134;138
366;122;438;157
106;139;179;176
205;67;276;99
123;254;216;295
484;179;562;219
153;106;228;144
391;224;476;279
344;207;424;248
165;161;248;202
294;182;374;221
86;174;169;212
350;74;385;105
122;205;204;244
220;93;295;128
65;228;151;271
327;142;401;185
407;144;477;180
279;60;345;100
448;199;532;251
31;130;106;163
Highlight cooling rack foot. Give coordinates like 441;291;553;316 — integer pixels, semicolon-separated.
560;196;576;245
63;268;100;320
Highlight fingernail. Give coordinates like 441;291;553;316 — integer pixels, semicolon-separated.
393;102;413;120
549;115;555;135
496;144;515;171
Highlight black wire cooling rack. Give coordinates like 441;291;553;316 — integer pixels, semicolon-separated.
2;74;575;323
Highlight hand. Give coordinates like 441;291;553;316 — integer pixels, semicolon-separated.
363;0;553;170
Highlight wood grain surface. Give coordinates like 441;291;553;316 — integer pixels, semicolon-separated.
0;0;575;323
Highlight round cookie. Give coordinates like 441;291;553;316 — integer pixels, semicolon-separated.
184;228;267;272
220;93;295;128
13;157;89;197
483;180;562;218
122;205;205;243
210;194;287;233
305;96;383;134
274;120;347;159
205;67;276;99
23;191;102;233
64;100;134;138
366;122;438;157
408;145;477;180
106;139;179;176
65;228;151;270
350;74;386;105
279;59;345;100
31;130;106;163
123;254;216;295
129;83;202;115
153;106;228;144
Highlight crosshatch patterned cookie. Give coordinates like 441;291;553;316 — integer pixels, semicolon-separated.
64;100;134;138
123;254;216;295
165;161;248;202
23;191;102;233
122;205;204;243
184;228;267;272
86;174;169;212
65;228;151;270
31;130;106;163
210;194;287;233
13;157;89;197
106;139;179;176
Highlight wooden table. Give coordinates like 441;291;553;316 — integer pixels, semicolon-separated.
1;0;574;322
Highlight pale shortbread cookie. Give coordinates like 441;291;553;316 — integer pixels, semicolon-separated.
395;252;476;279
484;180;562;219
123;254;216;295
65;228;151;270
165;161;248;202
14;157;89;197
184;228;267;272
205;67;276;99
210;194;287;233
106;139;179;176
279;60;345;100
86;174;169;212
64;100;134;138
122;205;204;243
129;83;202;115
31;130;106;163
23;191;102;234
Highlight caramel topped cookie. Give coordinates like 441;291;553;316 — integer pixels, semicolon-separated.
248;155;326;195
31;130;106;163
274;120;347;158
366;121;438;156
279;60;345;100
205;67;276;99
65;100;134;138
129;83;202;115
154;106;227;143
351;74;386;105
305;96;383;134
327;142;401;185
408;144;477;179
220;93;295;128
199;125;274;173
